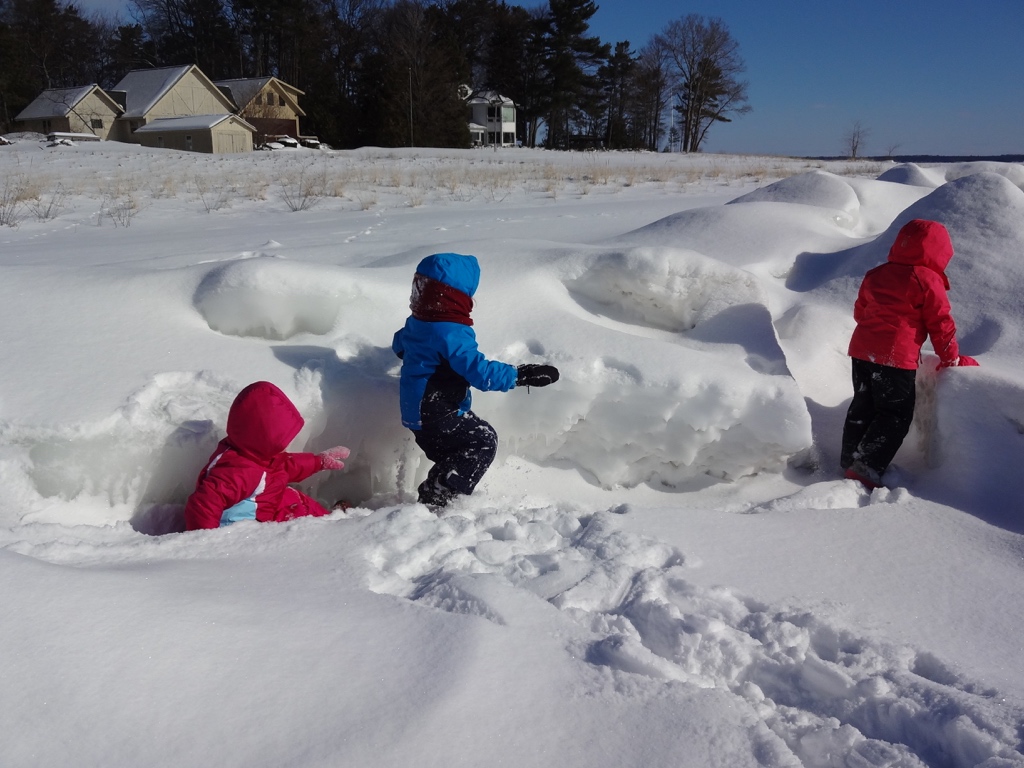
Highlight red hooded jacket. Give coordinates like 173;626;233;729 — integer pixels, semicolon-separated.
184;381;329;530
848;219;960;370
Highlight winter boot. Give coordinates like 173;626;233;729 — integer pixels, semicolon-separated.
844;460;882;490
417;478;455;510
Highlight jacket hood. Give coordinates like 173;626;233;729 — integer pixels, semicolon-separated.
415;253;480;297
226;381;304;461
887;219;953;286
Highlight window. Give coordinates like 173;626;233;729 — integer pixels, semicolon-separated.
255;94;263;105
91;118;104;129
278;94;285;107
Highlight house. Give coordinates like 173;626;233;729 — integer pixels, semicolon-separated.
14;85;124;140
214;77;306;144
133;114;255;153
468;122;486;147
465;90;516;147
110;65;239;141
14;65;307;154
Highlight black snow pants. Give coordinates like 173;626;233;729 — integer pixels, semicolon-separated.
840;358;917;475
414;410;498;505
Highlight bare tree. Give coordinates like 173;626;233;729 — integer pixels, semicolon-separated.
656;14;750;153
844;119;870;159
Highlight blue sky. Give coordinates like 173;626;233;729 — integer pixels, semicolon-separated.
510;0;1024;156
76;0;1023;156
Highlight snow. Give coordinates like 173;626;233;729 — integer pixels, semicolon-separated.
1;137;1023;768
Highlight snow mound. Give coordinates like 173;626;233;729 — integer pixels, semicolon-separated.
818;173;1024;357
877;163;946;188
194;255;347;339
937;161;1024;187
789;171;1024;318
729;170;861;214
616;199;858;269
366;504;1024;768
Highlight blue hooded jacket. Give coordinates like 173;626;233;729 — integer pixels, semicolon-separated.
393;253;517;430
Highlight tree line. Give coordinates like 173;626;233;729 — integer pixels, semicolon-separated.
0;0;750;152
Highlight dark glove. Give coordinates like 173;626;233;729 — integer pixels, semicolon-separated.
516;364;559;388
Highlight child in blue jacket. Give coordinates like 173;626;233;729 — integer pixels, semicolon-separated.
393;253;558;508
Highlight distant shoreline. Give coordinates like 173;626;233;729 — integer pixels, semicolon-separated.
808;154;1024;163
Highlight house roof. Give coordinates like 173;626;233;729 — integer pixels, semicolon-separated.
213;77;306;116
112;65;235;119
214;77;270;109
133;114;256;133
466;90;514;107
15;85;118;120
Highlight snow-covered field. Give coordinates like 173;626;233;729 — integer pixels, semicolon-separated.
1;138;1022;768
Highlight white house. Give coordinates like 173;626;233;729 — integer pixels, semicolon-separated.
466;90;516;148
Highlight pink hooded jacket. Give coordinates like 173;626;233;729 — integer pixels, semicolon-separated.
184;381;329;530
848;219;960;370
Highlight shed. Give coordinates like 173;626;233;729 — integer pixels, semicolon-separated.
133;114;256;154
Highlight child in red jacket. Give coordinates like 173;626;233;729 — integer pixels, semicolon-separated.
840;219;978;489
184;381;350;530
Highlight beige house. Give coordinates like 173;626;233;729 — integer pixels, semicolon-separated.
14;85;124;140
214;77;306;143
133;114;255;153
110;65;239;141
14;65;308;154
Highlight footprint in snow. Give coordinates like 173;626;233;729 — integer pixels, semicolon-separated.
364;501;1024;768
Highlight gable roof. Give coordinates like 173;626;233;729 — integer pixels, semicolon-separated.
112;65;235;119
213;76;306;116
15;85;122;121
466;90;515;107
132;114;256;133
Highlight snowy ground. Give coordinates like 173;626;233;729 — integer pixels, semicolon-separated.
1;138;1022;767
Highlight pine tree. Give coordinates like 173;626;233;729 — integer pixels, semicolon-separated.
541;0;608;149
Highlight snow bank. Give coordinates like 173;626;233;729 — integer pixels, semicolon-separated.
918;363;1024;533
790;171;1024;359
3;147;1024;768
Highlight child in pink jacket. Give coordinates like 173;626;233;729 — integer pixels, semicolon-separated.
184;381;350;530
